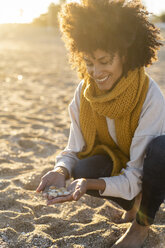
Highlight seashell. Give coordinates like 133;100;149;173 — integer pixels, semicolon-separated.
47;186;71;198
50;189;57;193
49;186;57;190
60;187;66;191
49;191;58;197
63;191;70;196
57;191;63;196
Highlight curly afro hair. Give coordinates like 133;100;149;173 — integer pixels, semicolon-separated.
58;0;162;78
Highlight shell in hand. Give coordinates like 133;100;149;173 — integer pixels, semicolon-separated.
47;186;71;198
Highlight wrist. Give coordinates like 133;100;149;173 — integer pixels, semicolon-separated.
86;178;106;192
54;167;70;179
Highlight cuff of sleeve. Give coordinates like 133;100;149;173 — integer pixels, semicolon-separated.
54;162;72;177
98;177;112;196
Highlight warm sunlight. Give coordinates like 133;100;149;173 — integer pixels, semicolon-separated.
0;0;59;23
0;0;164;24
142;0;165;15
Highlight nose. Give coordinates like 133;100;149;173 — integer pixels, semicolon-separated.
91;65;103;78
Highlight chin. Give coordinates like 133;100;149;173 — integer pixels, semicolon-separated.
97;84;105;90
97;83;112;91
98;86;109;92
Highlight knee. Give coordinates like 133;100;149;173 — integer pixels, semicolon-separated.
144;135;165;178
72;160;86;179
146;135;165;162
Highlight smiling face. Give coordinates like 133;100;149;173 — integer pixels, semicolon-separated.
83;49;124;91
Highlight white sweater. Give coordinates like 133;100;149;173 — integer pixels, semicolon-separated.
55;77;165;200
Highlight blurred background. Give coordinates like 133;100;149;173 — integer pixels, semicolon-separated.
0;0;164;26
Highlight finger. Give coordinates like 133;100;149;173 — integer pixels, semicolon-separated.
72;189;82;201
47;194;73;205
73;190;81;201
36;179;47;193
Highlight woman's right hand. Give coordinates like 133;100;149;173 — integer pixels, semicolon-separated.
36;167;69;193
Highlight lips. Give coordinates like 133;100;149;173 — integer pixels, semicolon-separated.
95;75;109;84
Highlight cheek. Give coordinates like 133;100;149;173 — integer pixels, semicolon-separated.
112;62;123;78
86;67;93;75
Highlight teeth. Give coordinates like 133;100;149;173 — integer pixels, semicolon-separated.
96;75;109;82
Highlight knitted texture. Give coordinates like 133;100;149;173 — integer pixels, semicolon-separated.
78;67;149;176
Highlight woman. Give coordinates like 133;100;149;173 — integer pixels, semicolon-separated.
36;1;165;247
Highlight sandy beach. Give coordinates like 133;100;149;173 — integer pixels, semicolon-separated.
0;24;165;248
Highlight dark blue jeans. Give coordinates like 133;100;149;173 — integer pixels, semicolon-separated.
73;135;165;226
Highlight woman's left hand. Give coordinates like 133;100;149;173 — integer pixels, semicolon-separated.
47;178;87;205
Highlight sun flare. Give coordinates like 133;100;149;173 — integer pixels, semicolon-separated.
0;0;164;24
0;0;59;24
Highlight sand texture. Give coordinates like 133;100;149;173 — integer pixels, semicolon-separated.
0;24;165;248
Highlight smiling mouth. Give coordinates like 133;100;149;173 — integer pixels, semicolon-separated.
95;75;109;83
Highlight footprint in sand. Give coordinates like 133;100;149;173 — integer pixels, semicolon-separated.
0;198;20;211
31;124;48;131
12;219;35;233
18;139;36;149
42;219;70;239
0;181;10;190
18;138;58;158
69;208;95;224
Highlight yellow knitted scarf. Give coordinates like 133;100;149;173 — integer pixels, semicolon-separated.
78;67;149;176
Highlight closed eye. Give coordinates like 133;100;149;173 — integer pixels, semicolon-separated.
86;63;93;67
100;61;109;65
83;59;93;67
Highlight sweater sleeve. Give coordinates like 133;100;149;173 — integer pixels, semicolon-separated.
99;79;165;200
54;80;85;176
